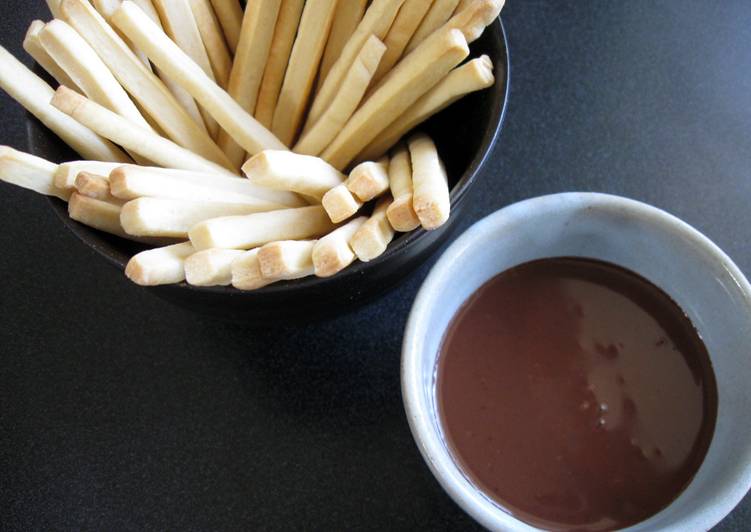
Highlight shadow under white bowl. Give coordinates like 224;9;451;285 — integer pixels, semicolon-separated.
402;192;751;531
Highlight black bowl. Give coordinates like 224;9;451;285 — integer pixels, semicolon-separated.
28;19;510;322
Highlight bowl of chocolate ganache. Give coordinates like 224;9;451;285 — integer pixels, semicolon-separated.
402;192;751;532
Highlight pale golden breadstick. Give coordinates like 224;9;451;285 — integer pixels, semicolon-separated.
242;150;345;201
357;54;494;161
321;184;363;223
305;0;406;131
270;0;338;146
51;87;234;176
113;1;288;158
0;46;130;163
321;28;469;170
258;240;316;281
110;168;287;209
185;248;245;286
386;143;420;231
68;192;130;237
209;0;243;54
60;0;232;168
372;0;434;84
121;198;282;238
55;161;123;190
153;0;221;138
113;165;305;207
47;0;64;18
91;0;153;70
437;0;504;44
294;35;386;157
316;0;368;90
347;157;391;202
189;0;232;89
350;195;395;262
0;147;69;201
312;216;367;277
23;21;80;91
254;0;305;129
405;0;460;54
131;0;208;133
74;172;117;201
125;241;195;286
231;248;277;290
189;206;335;251
217;0;283;167
408;132;449;229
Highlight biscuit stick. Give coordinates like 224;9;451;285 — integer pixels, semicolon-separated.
357;55;494;161
113;165;305;207
321;184;363;223
305;0;406;131
217;0;283;167
153;0;221;138
60;0;231;168
242;150;345;201
125;241;195;286
408;132;449;229
347;157;390;202
55;161;123;189
258;240;316;281
270;0;338;146
385;143;420;231
293;35;386;157
0;147;69;201
113;1;288;158
189;0;232;89
121;198;282;238
185;248;245;286
371;0;433;85
189;206;335;251
231;248;275;290
316;0;367;89
0;46;130;163
321;28;469;170
312;216;367;277
404;0;460;54
23;21;80;91
209;0;243;54
74;172;117;201
350;195;395;262
47;0;64;18
254;0;305;129
51;87;234;176
68;192;130;238
91;0;153;70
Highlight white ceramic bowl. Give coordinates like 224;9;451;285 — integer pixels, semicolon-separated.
402;192;751;531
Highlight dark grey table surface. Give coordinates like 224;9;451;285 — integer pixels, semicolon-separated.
1;1;750;530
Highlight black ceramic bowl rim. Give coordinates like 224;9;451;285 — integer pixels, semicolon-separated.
41;18;510;297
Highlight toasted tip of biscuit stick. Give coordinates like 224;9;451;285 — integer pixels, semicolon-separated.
350;195;395;262
408;132;450;230
258;239;316;281
189;205;335;251
312;216;367;277
121;197;284;238
321;184;363;223
125;241;195;286
231;248;275;290
185;248;245;286
209;0;243;54
357;55;495;161
386;143;420;231
0;147;69;201
347;157;390;202
74;171;116;201
23;20;80;91
55;161;123;190
242;150;345;200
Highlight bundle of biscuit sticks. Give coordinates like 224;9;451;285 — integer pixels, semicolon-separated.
0;0;503;289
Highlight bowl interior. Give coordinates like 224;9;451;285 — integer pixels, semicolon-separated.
28;20;510;296
403;193;751;531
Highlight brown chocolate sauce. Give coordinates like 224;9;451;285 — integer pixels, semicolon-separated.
437;257;717;531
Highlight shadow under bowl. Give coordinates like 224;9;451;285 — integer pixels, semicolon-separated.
28;19;511;322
